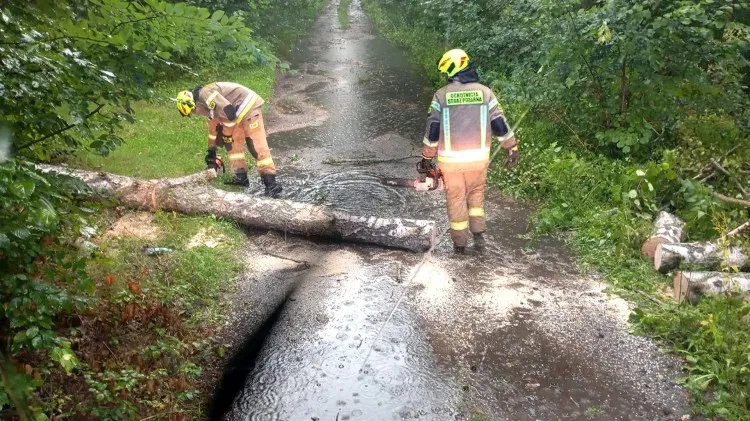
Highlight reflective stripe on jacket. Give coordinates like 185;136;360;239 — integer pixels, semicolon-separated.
194;82;264;127
423;81;508;171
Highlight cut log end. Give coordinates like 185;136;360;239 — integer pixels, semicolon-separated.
641;211;685;260
672;272;689;302
642;237;669;260
673;271;750;304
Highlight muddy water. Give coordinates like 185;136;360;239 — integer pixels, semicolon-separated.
219;1;691;420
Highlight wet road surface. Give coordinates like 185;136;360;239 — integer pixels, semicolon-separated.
216;1;691;420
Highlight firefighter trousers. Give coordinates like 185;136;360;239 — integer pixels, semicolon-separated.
442;169;487;247
223;108;276;176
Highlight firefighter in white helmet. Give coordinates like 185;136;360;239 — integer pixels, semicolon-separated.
419;49;519;254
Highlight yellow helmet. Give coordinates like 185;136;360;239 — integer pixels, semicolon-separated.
438;49;470;77
175;90;195;117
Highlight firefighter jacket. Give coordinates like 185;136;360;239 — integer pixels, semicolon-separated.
192;82;265;148
422;70;516;172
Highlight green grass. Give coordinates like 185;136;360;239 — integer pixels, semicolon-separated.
90;211;245;321
338;0;351;29
73;66;275;179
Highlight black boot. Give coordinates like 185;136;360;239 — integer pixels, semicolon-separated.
261;174;283;198
225;170;250;186
453;245;466;255
473;233;486;254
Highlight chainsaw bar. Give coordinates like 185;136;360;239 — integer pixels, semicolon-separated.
380;177;444;191
380;177;417;188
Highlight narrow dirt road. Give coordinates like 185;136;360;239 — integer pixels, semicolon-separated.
216;1;691;420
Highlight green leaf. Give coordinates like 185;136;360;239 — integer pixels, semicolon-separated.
26;326;39;338
628;190;638;199
636;169;646;177
13;329;27;344
10;180;35;198
211;10;225;21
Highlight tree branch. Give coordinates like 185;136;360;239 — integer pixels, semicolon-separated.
713;192;750;208
550;109;589;150
619;54;628;114
16;104;105;151
564;6;608;125
108;14;165;35
728;221;750;237
710;158;748;198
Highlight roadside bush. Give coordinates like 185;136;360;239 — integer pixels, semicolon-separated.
0;160;96;418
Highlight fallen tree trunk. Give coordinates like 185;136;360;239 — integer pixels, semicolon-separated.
655;242;749;273
641;211;685;259
673;271;750;304
38;165;436;252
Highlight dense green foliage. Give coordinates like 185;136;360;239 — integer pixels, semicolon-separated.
366;0;750;418
184;0;328;53
0;161;95;417
0;0;324;418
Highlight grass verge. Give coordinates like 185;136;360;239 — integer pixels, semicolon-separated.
39;210;244;419
338;0;351;29
364;1;750;418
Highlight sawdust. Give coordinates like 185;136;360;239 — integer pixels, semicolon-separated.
104;212;160;241
187;228;228;249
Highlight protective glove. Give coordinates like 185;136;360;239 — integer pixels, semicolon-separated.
205;149;224;173
504;146;519;169
417;157;436;174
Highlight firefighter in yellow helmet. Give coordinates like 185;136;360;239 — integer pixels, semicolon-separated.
175;82;282;197
419;49;519;254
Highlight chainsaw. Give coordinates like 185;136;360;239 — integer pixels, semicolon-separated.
380;167;444;191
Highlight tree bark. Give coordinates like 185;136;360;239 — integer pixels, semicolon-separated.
37;165;436;252
641;211;685;259
673;271;750;304
654;242;748;273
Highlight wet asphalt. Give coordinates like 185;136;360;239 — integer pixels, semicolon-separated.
214;1;692;420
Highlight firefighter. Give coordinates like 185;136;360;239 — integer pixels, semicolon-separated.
175;82;282;197
420;49;519;254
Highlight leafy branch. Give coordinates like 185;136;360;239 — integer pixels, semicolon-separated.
15;104;105;151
